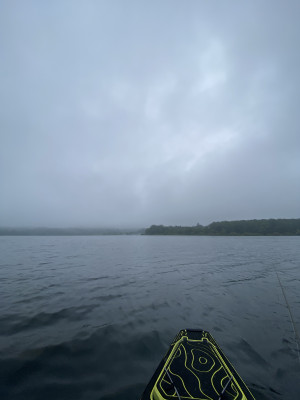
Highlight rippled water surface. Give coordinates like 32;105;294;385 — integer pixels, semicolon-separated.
0;235;300;399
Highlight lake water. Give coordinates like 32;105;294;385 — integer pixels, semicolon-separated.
0;235;299;399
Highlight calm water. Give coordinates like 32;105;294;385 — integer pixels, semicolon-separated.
0;235;299;399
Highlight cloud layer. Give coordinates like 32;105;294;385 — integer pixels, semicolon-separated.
1;1;299;227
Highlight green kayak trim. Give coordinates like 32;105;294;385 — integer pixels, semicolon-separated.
141;329;255;400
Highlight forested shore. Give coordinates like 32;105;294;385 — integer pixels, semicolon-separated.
1;219;300;236
144;219;300;236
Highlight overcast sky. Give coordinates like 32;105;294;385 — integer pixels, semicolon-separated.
1;1;299;228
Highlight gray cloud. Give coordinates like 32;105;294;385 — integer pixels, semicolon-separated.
1;1;299;227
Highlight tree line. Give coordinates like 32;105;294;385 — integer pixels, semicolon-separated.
144;219;300;236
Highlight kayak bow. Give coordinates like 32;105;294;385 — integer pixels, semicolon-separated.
141;329;255;400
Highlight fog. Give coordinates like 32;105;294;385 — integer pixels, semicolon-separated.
1;1;299;228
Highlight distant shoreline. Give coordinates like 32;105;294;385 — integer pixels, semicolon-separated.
1;218;300;236
0;228;144;236
144;218;300;236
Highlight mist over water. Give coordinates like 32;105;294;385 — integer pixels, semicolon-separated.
0;236;299;399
